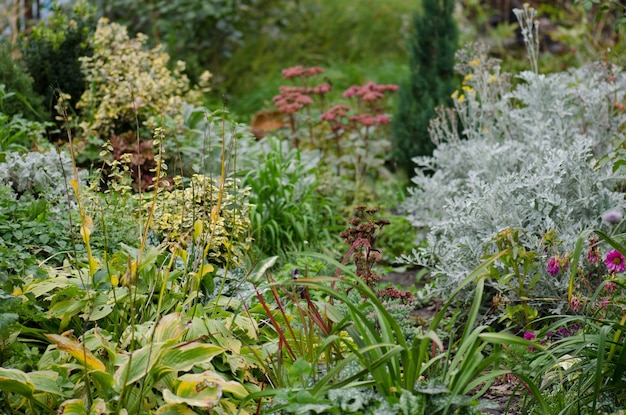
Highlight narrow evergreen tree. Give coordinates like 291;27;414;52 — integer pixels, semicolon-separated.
392;0;458;173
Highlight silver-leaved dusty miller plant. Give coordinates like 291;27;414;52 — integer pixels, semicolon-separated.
402;43;626;300
0;150;84;208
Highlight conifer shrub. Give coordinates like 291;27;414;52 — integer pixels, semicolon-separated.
0;43;47;120
392;0;458;172
20;1;96;120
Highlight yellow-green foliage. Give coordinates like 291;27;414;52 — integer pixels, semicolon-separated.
77;18;211;136
151;174;251;267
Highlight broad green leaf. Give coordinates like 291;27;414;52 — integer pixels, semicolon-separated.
89;370;114;391
172;371;247;403
163;379;221;408
161;343;224;372
196;263;214;279
193;219;203;241
154;313;189;343
58;398;87;415
226;314;258;340
23;277;72;298
45;334;106;372
88;398;108;415
155;403;199;415
29;370;63;396
0;368;34;397
114;343;163;390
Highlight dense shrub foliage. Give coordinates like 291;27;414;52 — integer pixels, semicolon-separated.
392;0;458;171
403;44;626;306
20;1;96;119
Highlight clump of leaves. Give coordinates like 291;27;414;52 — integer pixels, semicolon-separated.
77;17;211;139
150;174;252;268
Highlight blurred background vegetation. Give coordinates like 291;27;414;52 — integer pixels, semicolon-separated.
3;0;624;120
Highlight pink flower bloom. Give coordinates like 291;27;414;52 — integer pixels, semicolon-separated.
605;249;626;273
361;90;384;101
587;247;601;264
350;114;376;127
547;256;560;276
282;66;305;79
312;83;331;94
523;331;536;340
376;114;391;124
343;85;359;98
598;296;611;309
295;94;313;105
304;66;324;76
570;296;580;312
605;281;618;293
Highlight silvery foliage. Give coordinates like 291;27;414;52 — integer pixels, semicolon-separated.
402;43;626;298
0;150;83;207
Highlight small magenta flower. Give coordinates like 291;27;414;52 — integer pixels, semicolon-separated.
523;331;536;341
605;250;626;273
547;256;560;275
523;331;537;352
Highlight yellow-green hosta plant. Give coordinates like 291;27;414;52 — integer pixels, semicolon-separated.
0;312;256;414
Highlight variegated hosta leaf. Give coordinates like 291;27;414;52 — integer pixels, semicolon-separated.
45;334;106;372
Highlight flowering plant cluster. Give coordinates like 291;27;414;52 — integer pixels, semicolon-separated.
270;65;397;205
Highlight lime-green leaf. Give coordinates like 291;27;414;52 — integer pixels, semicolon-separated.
247;256;278;284
114;343;163;390
29;370;63;396
89;370;114;391
154;313;189;343
0;368;34;397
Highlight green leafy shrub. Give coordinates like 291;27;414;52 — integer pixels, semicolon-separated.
0;87;53;153
98;0;288;85
0;185;72;292
150;174;252;268
0;42;47;120
20;1;96;119
392;0;458;172
77;17;210;138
